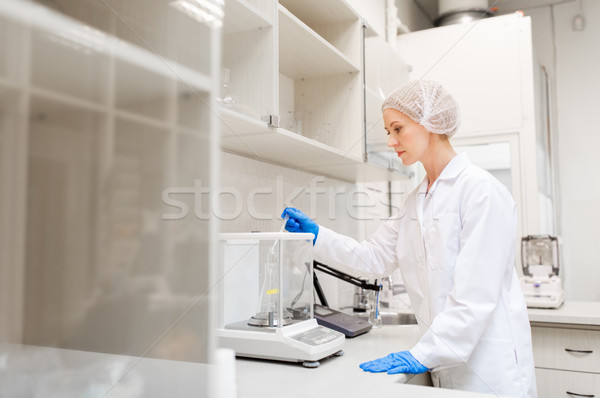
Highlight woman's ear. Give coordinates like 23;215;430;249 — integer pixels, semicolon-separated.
430;131;448;141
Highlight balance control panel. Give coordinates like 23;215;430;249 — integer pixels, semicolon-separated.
292;326;344;346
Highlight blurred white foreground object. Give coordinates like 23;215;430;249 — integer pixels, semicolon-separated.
214;348;237;398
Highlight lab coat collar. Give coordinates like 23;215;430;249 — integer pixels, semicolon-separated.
417;153;470;195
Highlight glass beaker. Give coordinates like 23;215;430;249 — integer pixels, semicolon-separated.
248;239;292;327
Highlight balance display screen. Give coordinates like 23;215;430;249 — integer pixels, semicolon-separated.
292;327;339;346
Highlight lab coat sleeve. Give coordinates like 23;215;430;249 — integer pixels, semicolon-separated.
410;178;517;370
313;215;402;278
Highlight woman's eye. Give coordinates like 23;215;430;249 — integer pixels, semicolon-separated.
386;127;401;135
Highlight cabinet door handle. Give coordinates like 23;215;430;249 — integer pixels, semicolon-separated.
565;348;594;354
566;392;595;397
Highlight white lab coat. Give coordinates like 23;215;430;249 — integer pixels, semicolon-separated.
314;154;537;398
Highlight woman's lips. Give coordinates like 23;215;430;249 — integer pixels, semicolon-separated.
397;151;405;157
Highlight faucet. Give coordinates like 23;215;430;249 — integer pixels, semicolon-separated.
383;276;394;291
379;276;394;308
353;282;370;312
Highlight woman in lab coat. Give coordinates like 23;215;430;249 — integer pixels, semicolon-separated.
282;80;537;398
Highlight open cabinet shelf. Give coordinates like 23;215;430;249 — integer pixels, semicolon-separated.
219;106;269;137
219;107;409;182
364;22;380;38
279;0;359;25
278;4;359;79
218;0;413;182
278;1;363;157
221;0;277;128
223;0;272;34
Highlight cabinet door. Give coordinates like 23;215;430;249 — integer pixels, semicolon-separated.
396;14;531;138
532;326;600;373
536;368;600;398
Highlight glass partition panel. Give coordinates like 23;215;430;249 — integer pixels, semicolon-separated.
0;1;221;395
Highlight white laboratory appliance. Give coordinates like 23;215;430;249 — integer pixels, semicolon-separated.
217;233;345;367
520;235;565;308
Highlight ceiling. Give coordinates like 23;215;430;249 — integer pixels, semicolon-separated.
413;0;578;22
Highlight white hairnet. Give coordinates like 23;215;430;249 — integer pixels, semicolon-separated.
381;80;460;137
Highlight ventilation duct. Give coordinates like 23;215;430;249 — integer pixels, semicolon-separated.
435;0;494;26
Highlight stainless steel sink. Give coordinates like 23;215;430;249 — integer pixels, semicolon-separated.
355;311;418;325
379;312;418;325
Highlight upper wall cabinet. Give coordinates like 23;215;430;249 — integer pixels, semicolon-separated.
396;14;527;137
221;0;276;123
278;0;362;158
220;0;411;182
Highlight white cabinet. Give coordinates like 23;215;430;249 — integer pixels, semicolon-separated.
532;325;600;398
220;0;411;182
532;326;600;373
396;15;530;137
396;13;547;239
221;0;276;122
0;0;221;373
536;368;600;398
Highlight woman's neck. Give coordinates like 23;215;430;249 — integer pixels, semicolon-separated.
422;137;457;191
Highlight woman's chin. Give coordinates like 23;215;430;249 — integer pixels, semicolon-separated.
399;157;415;166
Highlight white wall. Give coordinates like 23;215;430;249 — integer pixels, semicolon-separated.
524;1;600;301
219;152;361;239
553;0;600;301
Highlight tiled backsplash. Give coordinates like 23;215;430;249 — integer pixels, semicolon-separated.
220;152;362;240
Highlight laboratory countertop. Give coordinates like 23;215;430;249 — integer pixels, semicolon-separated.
8;300;596;398
387;297;600;326
527;300;600;326
235;325;500;398
0;343;214;397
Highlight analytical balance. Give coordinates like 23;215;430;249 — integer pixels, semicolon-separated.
520;235;565;308
217;233;345;367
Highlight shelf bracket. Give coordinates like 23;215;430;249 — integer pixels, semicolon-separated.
261;114;279;128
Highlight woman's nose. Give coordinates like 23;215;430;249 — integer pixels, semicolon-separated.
388;136;397;147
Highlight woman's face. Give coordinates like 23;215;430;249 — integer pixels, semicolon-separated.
383;108;431;166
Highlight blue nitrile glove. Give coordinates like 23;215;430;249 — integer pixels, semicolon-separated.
280;207;319;245
359;351;428;375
